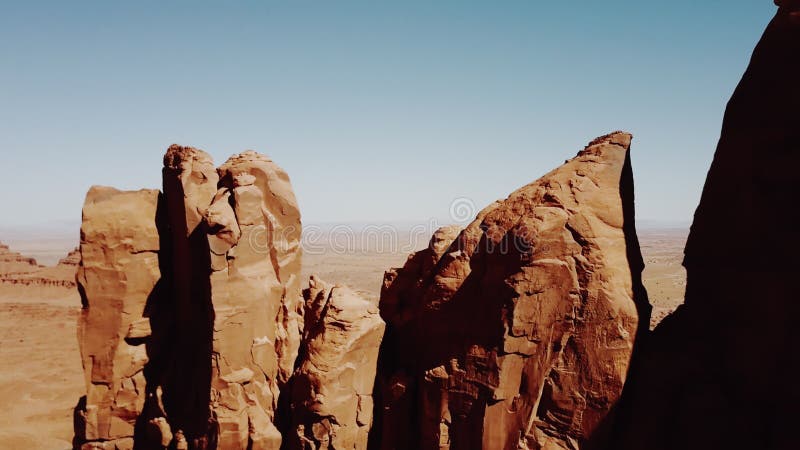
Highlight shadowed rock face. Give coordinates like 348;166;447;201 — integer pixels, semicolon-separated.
608;4;800;450
371;133;649;450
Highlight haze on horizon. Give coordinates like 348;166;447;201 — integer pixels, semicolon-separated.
0;1;774;231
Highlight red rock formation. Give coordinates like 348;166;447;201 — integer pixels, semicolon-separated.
609;3;800;449
288;276;385;450
205;151;303;450
372;133;648;450
75;146;307;450
160;145;220;447
74;187;163;450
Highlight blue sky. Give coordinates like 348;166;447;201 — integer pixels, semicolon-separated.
0;1;776;229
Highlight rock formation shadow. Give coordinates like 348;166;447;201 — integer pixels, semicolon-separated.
607;5;800;450
161;171;216;447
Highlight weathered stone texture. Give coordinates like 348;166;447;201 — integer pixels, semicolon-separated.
288;276;385;450
373;132;648;450
75;187;162;447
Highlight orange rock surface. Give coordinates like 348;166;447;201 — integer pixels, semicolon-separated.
373;133;649;450
74;187;163;449
288;276;385;450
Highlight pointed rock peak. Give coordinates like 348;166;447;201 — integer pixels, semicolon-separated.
585;130;632;150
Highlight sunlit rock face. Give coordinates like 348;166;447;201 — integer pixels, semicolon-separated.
372;132;649;450
74;187;163;450
74;148;305;450
608;5;800;450
287;276;385;450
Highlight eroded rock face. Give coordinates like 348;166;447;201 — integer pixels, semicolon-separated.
288;276;385;450
372;132;648;450
75;146;306;449
74;187;163;449
609;5;800;450
204;151;304;450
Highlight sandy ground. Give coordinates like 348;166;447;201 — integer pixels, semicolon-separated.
0;227;687;449
0;293;82;450
639;229;688;328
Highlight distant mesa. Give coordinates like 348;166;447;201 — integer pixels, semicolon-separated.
0;242;77;289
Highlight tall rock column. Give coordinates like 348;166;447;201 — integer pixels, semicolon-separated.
373;132;649;450
202;151;304;449
75;187;163;450
161;145;220;447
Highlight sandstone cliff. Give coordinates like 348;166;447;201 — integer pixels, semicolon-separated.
371;132;649;450
74;187;163;449
607;3;800;449
74;146;389;450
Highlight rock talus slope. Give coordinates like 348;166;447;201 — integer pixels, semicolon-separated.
372;132;649;450
608;3;800;449
0;243;77;289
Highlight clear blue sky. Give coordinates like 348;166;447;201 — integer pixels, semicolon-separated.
0;0;775;229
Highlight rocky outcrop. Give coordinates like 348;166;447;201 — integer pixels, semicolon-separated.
608;4;800;450
74;147;306;450
159;144;220;447
288;276;385;450
204;150;303;449
371;132;649;450
74;187;163;450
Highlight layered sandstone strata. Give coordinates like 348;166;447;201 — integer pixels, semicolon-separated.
373;132;649;450
0;242;38;274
